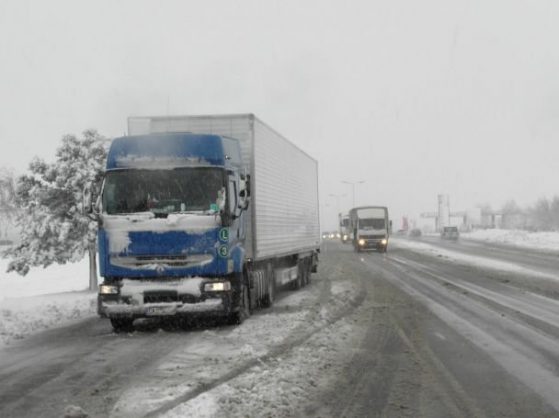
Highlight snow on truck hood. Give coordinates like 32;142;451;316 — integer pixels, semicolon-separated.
114;155;212;169
102;212;221;254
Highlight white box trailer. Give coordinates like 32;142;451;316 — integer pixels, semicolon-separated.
127;114;321;262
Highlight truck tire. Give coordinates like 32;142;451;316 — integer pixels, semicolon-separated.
305;258;312;285
291;263;304;290
261;265;275;307
229;282;250;325
110;317;134;333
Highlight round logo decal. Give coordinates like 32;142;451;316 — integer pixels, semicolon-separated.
219;228;230;242
218;244;229;258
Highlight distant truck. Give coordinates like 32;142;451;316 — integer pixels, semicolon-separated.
338;213;350;243
349;206;390;252
440;226;459;240
95;114;320;332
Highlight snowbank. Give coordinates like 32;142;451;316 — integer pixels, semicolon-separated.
462;229;559;252
391;239;558;281
0;257;96;347
0;258;91;299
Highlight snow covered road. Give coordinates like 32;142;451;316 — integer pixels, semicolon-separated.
1;239;559;417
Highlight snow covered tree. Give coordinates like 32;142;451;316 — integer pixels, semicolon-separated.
550;196;559;231
0;168;18;240
530;197;552;231
4;130;108;290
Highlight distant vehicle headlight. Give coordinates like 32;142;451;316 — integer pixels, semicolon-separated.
381;239;387;245
99;284;119;295
343;234;348;240
358;239;366;246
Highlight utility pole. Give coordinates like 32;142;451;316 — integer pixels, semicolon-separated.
341;180;365;207
329;193;346;215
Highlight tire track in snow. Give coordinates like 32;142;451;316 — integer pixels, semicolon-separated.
141;252;367;418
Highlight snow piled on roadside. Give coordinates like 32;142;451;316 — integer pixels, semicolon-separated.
391;238;559;281
0;257;96;347
0;257;91;299
462;229;559;252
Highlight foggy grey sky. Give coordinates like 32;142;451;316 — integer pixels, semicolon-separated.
1;0;558;229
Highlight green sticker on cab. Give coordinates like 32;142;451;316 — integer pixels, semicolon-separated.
218;245;229;258
219;228;229;242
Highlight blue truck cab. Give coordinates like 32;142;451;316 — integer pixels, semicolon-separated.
97;133;250;331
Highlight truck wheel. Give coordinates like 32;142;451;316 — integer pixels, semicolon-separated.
110;317;134;333
229;283;250;325
304;259;311;286
291;264;303;290
261;267;275;307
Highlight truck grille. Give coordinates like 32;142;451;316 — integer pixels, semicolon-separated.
144;291;177;304
361;234;385;240
111;254;213;268
143;291;198;304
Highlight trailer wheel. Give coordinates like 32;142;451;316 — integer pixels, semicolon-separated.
291;263;303;290
303;259;311;286
261;264;275;307
229;283;250;325
110;317;134;333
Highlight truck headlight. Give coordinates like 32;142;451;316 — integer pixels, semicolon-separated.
358;239;366;246
381;239;387;245
204;281;231;292
99;284;119;295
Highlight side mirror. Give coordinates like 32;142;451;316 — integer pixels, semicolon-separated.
240;174;250;196
84;180;102;220
238;189;249;210
238;175;250;210
83;183;93;215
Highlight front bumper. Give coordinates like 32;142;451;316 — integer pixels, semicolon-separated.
98;278;234;319
357;239;388;251
100;298;227;317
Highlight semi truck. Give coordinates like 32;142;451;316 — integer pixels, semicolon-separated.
349;206;390;252
95;114;320;332
338;213;350;243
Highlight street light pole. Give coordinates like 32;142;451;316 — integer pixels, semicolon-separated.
329;193;346;215
341;180;365;207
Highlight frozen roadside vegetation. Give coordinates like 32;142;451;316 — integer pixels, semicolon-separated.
0;257;96;348
461;229;559;252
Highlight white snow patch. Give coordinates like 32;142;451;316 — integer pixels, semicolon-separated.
392;238;559;281
0;257;97;347
113;274;366;418
115;155;211;169
120;277;205;298
462;229;559;252
103;213;220;254
0;257;90;299
163;392;220;418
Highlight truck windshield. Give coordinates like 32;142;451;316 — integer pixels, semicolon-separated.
359;218;386;229
102;168;225;215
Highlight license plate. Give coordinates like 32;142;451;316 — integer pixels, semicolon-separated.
146;306;176;316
